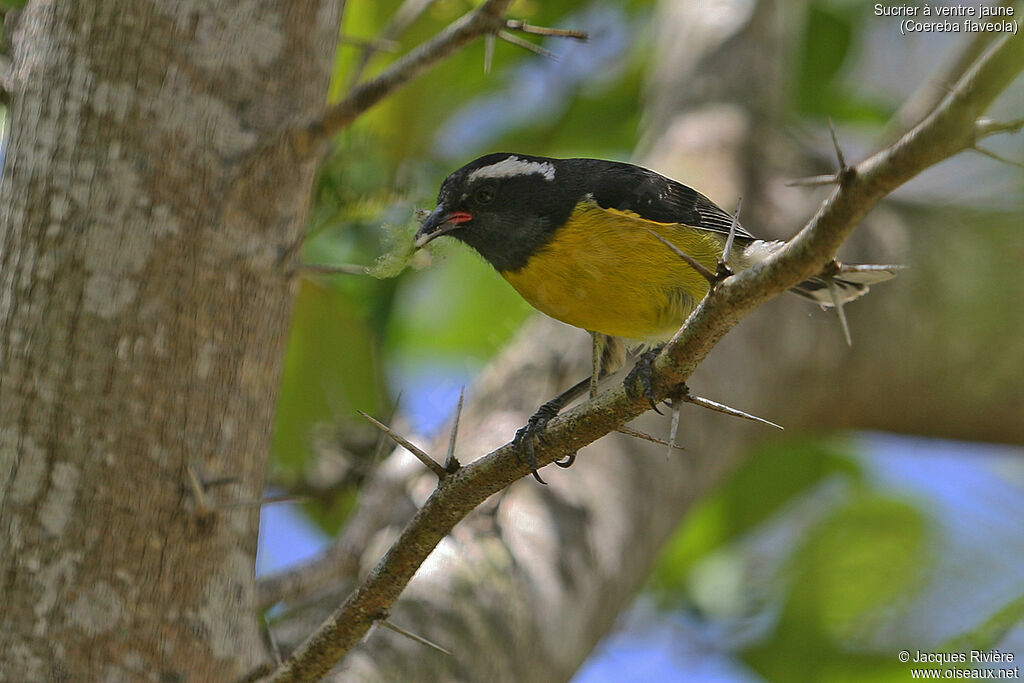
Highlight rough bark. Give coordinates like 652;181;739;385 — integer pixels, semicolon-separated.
267;2;1022;680
0;2;343;680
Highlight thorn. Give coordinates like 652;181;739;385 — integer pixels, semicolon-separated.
975;117;1024;139
357;410;447;479
615;426;685;450
971;145;1024;169
829;117;857;185
202;476;240;489
371;391;403;467
645;228;717;285
667;404;681;459
215;494;311;511
483;33;495;74
497;30;558;60
785;174;842;187
787;120;857;187
828;117;848;172
301;262;369;276
185;463;212;517
381;620;453;657
827;278;853;347
337;35;401;53
683;391;784;430
263;615;283;666
836;263;908;275
720;197;742;272
504;19;589;41
444;389;464;473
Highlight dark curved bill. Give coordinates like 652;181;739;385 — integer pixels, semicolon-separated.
414;207;472;248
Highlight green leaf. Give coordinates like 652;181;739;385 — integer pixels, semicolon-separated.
743;495;929;681
649;436;862;602
796;3;854;115
386;246;533;361
272;278;384;471
792;1;896;124
788;495;928;639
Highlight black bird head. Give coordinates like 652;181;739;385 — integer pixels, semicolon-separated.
415;153;579;272
415;152;748;272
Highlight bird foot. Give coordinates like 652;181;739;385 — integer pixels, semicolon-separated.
625;344;667;414
513;401;577;484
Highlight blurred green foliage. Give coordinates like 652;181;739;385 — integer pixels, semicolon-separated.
649;437;864;599
648;437;927;679
794;0;896;123
648;433;1024;680
270;0;1024;678
745;493;928;681
272;0;652;475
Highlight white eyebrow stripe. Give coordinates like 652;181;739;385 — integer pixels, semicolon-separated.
468;156;556;182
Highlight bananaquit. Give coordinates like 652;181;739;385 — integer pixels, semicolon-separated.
415;153;896;480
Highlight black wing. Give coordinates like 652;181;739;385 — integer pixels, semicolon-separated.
585;160;754;239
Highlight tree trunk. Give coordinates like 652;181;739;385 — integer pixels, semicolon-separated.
0;2;342;679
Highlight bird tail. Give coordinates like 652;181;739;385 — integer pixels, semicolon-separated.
788;265;902;307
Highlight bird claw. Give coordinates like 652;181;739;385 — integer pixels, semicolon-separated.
512;376;594;483
554;452;576;468
513;421;547;484
625;344;666;413
513;402;568;484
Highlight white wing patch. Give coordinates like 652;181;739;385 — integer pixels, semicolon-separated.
468;156;556;183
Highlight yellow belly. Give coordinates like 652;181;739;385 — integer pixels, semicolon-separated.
501;203;726;341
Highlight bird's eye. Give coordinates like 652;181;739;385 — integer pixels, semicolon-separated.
474;186;495;205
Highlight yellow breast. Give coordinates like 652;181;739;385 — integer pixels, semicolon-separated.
501;202;726;341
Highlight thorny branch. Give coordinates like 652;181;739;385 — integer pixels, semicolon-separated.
346;0;439;87
290;0;585;157
266;31;1024;683
884;0;1016;138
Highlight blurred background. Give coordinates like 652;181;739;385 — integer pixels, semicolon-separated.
250;0;1023;680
